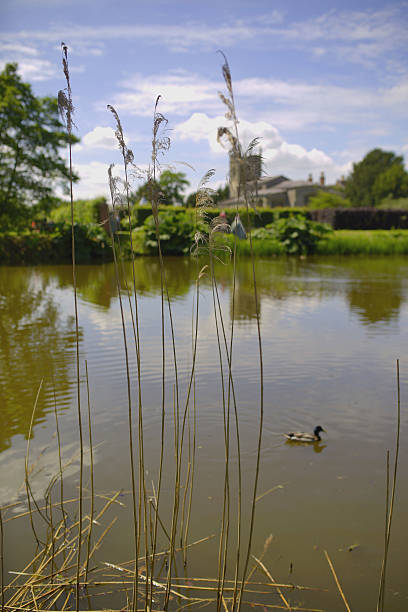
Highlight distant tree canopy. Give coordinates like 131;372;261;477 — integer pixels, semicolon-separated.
345;148;408;207
0;63;79;229
134;170;189;206
308;190;352;209
372;163;408;205
185;184;230;207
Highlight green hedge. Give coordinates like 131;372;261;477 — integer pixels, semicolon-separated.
129;204;311;228
0;224;112;265
309;207;408;229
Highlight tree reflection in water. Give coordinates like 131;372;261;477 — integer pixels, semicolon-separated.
0;267;79;451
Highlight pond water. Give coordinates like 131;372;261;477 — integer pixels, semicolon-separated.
0;256;407;611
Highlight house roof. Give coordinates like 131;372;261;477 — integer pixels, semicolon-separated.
258;179;317;195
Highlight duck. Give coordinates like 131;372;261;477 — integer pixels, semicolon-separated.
285;425;325;443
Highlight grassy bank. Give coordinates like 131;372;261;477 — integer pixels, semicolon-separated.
317;229;408;255
223;230;408;257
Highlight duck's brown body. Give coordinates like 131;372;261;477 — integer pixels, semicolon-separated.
285;426;325;443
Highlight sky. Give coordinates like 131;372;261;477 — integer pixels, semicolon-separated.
1;0;407;199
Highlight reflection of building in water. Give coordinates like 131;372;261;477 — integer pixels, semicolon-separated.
225;151;339;208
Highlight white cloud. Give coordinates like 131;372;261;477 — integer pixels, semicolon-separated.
71;161;111;199
384;79;408;107
82;126;119;150
14;58;56;81
113;70;407;135
110;71;220;117
175;112;350;183
70;160;147;200
0;42;39;55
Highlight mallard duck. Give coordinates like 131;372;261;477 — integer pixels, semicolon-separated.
285;426;325;443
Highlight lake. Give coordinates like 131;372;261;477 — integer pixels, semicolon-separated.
0;255;407;611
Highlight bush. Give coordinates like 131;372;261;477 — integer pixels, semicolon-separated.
0;223;112;265
49;197;106;225
143;210;196;255
266;216;332;255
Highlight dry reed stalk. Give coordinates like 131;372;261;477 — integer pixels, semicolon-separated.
235;605;324;612
4;494;102;525
24;379;45;546
377;449;390;612
251;555;291;611
47;488;56;581
52;380;67;532
107;162;140;610
209;255;230;611
179;276;200;559
108;104;150;609
216;52;264;612
143;97;188;610
7;509;113;611
0;508;4;611
182;356;197;567
58;43;84;612
191;178;237;611
84;360;95;581
211;267;243;611
323;549;351;612
181;280;201;564
150;499;171;543
177;267;204;568
377;359;401;612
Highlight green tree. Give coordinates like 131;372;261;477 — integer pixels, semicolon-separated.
345;148;405;207
134;170;189;206
308;190;352;209
185;183;229;207
0;63;78;229
372;163;408;205
158;170;189;205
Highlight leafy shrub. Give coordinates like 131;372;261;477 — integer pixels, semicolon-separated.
266;215;332;255
143;210;196;255
0;223;112;264
49;197;106;225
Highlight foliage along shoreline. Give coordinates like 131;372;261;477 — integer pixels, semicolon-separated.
2;224;408;265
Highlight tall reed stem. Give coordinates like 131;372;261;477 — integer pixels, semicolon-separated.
58;43;84;611
107;166;139;610
377;359;401;612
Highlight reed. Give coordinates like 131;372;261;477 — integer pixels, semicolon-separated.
58;43;84;611
377;359;401;612
2;45;405;612
107;108;142;610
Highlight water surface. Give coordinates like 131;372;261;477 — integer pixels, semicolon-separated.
1;256;407;610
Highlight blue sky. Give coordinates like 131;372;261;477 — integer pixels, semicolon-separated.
1;0;407;198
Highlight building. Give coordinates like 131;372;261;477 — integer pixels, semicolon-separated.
224;153;333;208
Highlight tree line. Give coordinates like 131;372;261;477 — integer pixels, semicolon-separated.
1;62;408;231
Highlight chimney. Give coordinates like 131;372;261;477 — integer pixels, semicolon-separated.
320;171;325;186
308;173;313;183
